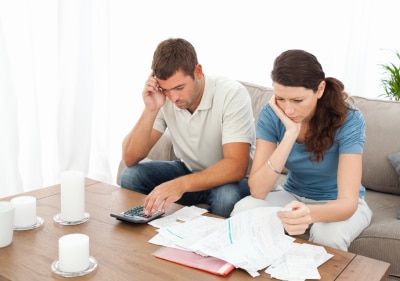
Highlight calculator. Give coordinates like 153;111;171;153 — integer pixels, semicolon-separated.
110;205;164;224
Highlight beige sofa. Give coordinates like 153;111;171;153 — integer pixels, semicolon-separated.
117;81;400;280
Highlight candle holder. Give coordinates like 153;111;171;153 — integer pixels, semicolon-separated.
51;256;98;277
52;233;97;277
53;212;90;225
13;216;44;231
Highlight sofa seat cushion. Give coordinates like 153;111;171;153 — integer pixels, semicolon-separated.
349;190;400;277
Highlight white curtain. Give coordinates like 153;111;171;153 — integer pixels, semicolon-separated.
1;0;399;198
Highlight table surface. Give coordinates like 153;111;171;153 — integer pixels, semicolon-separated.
0;179;390;281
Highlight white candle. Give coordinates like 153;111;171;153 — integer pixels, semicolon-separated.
11;196;37;228
58;233;90;272
60;170;85;222
0;201;15;248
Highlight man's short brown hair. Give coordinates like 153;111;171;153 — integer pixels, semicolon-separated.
151;38;198;80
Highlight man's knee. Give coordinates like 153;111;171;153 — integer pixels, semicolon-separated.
120;165;144;191
206;184;237;217
209;183;253;217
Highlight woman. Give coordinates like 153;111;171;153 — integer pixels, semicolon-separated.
231;49;372;251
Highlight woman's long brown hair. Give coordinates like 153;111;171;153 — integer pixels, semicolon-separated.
271;49;353;162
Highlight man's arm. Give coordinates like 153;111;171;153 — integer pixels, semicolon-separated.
122;109;163;167
181;142;250;190
144;141;250;214
122;73;166;166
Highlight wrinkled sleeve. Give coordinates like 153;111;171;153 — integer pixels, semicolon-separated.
337;109;366;154
256;104;283;143
153;107;167;133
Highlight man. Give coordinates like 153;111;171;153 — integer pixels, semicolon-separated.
119;38;255;217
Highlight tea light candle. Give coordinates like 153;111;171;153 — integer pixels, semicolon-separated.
58;233;90;272
60;170;85;222
11;196;37;228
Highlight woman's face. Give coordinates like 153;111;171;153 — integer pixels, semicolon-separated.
272;81;325;124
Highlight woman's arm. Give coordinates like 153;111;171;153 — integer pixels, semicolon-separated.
278;153;362;235
249;96;300;198
308;153;361;222
249;134;296;198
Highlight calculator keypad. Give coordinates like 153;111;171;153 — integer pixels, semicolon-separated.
123;206;150;218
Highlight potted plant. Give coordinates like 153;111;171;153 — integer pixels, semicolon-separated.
380;50;400;101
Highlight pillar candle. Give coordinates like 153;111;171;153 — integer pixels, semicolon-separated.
11;196;37;228
58;233;90;272
0;201;15;248
60;170;85;222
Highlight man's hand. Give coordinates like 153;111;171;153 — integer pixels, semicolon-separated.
142;72;166;111
143;179;186;215
277;201;312;235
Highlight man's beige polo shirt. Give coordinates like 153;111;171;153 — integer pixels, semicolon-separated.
153;75;255;172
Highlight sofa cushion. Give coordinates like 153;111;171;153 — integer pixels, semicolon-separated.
147;130;178;161
352;96;400;195
240;81;273;124
348;190;400;277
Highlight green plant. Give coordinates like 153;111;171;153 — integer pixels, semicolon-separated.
380;50;400;101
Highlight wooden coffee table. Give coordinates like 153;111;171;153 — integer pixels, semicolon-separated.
0;179;390;281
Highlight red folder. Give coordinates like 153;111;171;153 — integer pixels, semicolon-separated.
153;247;235;276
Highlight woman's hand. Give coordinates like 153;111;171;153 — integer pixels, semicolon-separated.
269;95;301;137
142;72;166;111
277;201;312;235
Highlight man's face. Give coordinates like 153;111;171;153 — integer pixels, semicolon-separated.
156;65;203;113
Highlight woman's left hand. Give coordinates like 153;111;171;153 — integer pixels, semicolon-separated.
269;95;301;137
277;201;312;235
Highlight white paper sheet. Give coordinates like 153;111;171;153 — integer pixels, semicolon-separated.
148;206;333;278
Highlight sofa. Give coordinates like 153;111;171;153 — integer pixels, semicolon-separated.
117;81;400;280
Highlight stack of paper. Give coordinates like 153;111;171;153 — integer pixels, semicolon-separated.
149;206;333;279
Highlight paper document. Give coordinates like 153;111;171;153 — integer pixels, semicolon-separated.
153;207;294;277
189;207;294;276
149;206;333;278
157;216;223;250
149;205;208;228
265;242;333;280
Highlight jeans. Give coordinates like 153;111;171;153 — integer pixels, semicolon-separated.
119;160;250;217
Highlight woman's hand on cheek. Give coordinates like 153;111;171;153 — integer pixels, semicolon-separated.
269;95;283;116
277;201;312;235
269;95;301;136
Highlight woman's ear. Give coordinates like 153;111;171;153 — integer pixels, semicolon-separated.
317;80;326;99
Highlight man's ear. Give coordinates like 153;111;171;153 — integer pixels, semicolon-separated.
194;64;203;79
